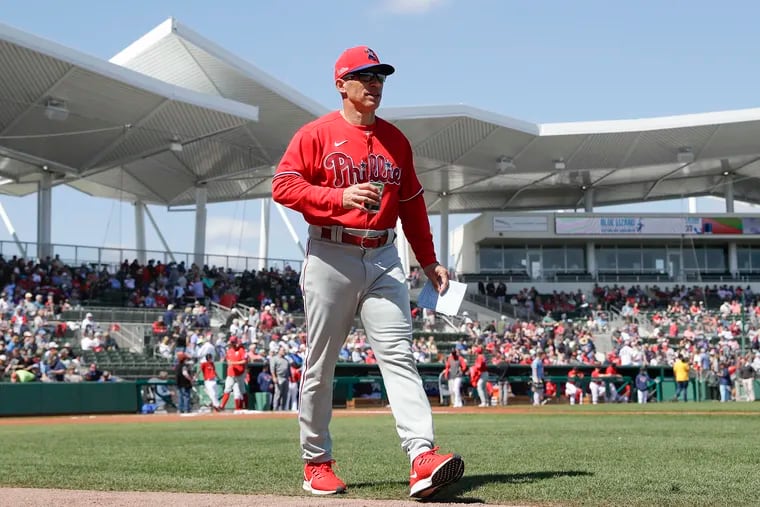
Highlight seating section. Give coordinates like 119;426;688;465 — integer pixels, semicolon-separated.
77;349;173;380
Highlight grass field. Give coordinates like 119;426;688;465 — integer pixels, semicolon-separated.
2;404;760;506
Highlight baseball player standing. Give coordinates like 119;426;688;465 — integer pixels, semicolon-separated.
219;336;247;411
199;353;221;412
272;46;464;498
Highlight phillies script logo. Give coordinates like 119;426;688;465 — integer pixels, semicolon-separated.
323;152;402;187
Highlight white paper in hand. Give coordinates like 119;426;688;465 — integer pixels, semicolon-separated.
417;280;467;316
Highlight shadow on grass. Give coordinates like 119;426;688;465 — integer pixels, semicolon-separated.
353;470;593;503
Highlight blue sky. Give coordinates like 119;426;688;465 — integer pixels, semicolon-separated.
2;0;760;268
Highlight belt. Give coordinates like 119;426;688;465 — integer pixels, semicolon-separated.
320;227;390;249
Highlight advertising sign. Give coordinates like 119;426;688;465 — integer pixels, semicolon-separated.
493;215;548;233
555;217;697;235
555;216;760;235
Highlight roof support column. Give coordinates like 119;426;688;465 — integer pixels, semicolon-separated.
396;217;410;278
725;173;735;213
193;184;207;268
440;195;449;269
723;171;737;277
586;242;596;280
728;242;738;277
258;198;270;271
134;200;146;265
584;188;594;212
37;171;52;260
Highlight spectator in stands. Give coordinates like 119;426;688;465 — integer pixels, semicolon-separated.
84;363;103;382
44;352;66;382
80;312;98;337
102;332;119;351
196;334;215;361
64;364;83;382
195;306;210;328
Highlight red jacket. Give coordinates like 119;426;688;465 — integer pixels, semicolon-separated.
272;111;436;267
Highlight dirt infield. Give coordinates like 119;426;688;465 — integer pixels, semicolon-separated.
0;404;753;427
1;488;530;507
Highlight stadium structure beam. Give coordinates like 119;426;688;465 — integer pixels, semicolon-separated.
274;201;306;259
134;200;146;264
396;217;410;277
0;199;27;258
440;194;449;270
37;171;52;259
258;198;270;271
193;185;207;267
143;204;176;264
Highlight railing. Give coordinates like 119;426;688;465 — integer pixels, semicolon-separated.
0;239;303;273
112;323;148;354
208;301;233;328
465;293;521;319
61;307;164;324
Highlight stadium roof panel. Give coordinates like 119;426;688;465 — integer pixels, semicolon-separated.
383;105;760;212
3;18;760;212
0;19;260;205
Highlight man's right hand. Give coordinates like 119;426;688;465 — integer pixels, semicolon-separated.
342;183;380;211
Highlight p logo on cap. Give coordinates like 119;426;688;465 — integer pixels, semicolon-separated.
334;46;395;81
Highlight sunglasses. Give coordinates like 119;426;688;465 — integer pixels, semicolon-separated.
343;72;386;83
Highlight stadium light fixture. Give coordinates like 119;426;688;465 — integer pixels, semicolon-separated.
677;147;694;164
169;137;183;153
497;156;516;172
44;98;69;121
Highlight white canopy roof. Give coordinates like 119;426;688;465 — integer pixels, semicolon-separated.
383;105;760;213
2;17;760;214
110;18;325;206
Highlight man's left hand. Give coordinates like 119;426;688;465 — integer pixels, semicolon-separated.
424;263;449;295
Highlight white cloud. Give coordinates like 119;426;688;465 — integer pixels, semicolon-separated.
380;0;446;15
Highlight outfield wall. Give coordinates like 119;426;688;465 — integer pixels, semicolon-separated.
2;364;755;417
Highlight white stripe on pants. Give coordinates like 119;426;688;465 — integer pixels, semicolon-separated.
204;380;219;407
448;377;463;407
299;236;433;463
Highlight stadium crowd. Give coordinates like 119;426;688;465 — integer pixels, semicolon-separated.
1;251;757;409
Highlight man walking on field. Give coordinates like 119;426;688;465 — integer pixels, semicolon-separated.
272;45;464;498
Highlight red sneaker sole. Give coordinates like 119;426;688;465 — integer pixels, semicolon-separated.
410;455;465;498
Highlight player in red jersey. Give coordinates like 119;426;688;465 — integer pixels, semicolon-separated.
219;337;247;410
272;46;463;498
199;353;221;412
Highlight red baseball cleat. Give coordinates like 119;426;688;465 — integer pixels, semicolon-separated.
409;447;465;498
302;460;347;495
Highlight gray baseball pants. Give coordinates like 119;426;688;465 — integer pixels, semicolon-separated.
299;227;434;464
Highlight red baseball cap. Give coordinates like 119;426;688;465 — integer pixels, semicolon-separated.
334;46;395;81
